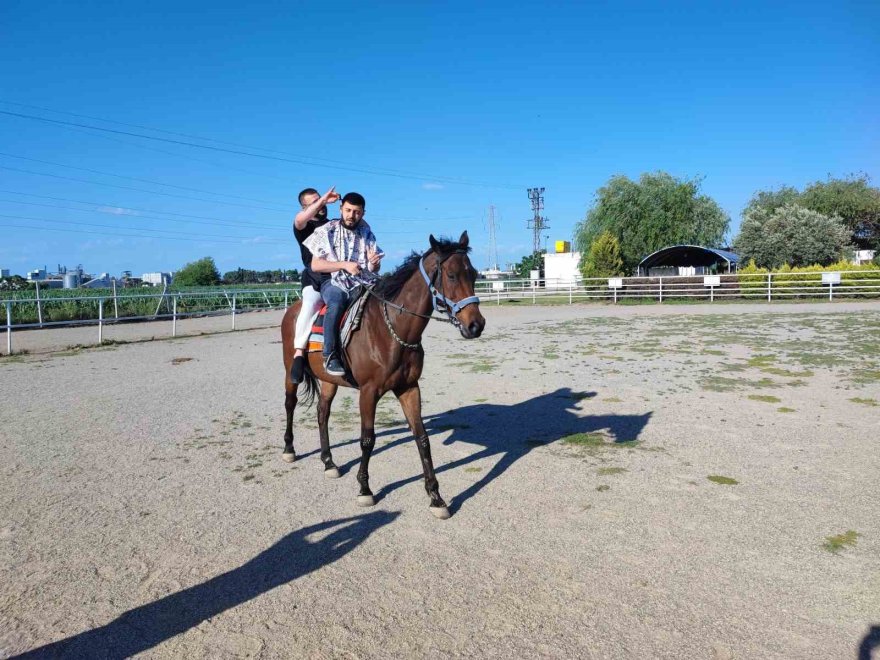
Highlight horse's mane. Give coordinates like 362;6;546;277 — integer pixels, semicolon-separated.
374;237;471;301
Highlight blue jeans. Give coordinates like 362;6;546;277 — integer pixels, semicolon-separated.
320;281;350;358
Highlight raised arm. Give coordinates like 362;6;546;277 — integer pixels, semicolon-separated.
293;186;340;231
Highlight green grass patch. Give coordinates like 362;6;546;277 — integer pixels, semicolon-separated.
595;484;610;492
707;475;739;485
597;467;626;476
849;397;879;407
464;467;482;473
777;407;796;413
822;530;860;554
748;394;782;403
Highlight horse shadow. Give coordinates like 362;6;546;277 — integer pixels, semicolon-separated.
332;388;652;514
14;511;398;659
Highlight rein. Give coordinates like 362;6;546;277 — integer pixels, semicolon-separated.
356;249;480;349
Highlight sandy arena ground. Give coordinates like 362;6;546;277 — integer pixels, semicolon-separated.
1;302;879;659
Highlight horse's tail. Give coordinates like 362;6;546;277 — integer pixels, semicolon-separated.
298;364;319;408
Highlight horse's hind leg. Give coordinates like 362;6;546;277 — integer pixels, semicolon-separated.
318;381;341;478
395;385;450;519
282;380;298;462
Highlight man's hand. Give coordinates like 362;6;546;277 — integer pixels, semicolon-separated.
321;186;341;206
342;261;361;276
367;246;383;272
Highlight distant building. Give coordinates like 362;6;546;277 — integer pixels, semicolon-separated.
637;246;740;276
0;268;10;278
853;249;876;265
26;267;48;281
82;273;114;289
141;272;173;286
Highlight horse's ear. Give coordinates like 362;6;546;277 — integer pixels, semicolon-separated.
459;230;469;248
429;234;439;251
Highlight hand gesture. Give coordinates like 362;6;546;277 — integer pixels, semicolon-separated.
367;246;383;270
321;186;341;205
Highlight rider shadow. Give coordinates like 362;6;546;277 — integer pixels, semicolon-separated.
14;511;398;660
371;387;653;514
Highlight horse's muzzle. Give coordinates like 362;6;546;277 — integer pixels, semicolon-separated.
459;317;485;339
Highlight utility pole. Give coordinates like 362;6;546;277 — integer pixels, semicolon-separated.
487;205;499;271
526;187;548;254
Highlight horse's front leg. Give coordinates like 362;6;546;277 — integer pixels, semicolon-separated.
317;381;340;478
395;385;450;519
356;387;379;507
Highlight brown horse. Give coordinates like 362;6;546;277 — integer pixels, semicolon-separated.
280;231;486;519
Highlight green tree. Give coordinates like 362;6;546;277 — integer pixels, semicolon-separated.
574;172;729;273
513;251;545;279
580;231;624;278
744;175;880;249
734;204;851;269
173;257;221;286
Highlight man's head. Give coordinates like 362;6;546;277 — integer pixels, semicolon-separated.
298;188;327;221
340;192;366;229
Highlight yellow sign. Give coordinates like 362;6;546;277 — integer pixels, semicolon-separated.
555;240;571;253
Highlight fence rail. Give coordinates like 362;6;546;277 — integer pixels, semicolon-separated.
4;271;880;355
2;287;301;355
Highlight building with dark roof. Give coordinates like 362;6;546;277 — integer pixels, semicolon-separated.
637;245;740;276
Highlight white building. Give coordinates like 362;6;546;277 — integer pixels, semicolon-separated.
82;273;115;288
141;272;173;286
26;267;48;281
853;249;876;265
543;251;582;290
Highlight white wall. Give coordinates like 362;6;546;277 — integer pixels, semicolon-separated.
543;252;581;290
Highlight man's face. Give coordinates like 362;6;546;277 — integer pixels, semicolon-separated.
301;192;327;220
340;201;364;229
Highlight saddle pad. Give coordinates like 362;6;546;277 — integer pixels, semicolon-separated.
307;286;370;354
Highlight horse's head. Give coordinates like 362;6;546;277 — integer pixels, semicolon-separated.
427;231;486;339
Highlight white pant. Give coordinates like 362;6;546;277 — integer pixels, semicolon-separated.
294;285;325;350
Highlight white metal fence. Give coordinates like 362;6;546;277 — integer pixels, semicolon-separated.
2;287;301;355
4;270;880;355
474;270;880;305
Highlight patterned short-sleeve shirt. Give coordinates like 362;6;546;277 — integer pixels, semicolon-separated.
303;219;383;292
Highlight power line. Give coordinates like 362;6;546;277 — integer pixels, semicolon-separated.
0;165;290;212
0;152;290;208
0;108;522;189
0;222;249;244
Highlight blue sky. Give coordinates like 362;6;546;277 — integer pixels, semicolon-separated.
1;0;877;276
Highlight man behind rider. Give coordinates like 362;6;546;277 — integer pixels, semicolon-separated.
290;186;339;383
303;191;383;376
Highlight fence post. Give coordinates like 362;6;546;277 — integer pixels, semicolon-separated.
710;285;714;303
112;279;119;319
5;301;11;355
35;281;43;328
232;293;236;330
569;282;573;305
829;281;834;301
658;277;663;303
172;295;178;337
98;298;104;344
767;273;772;302
284;292;289;308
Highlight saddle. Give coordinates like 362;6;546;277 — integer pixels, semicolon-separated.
307;286;370;355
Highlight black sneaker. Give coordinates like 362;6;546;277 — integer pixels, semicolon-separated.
290;355;305;384
325;355;345;376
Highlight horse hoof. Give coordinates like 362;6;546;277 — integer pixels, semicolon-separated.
324;467;341;479
357;494;375;507
281;452;296;463
429;506;451;520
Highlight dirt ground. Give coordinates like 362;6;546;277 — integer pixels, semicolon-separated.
1;301;879;659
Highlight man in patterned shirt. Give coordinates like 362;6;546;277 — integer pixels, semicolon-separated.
303;192;384;376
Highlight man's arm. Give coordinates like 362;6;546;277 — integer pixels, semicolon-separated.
311;256;361;276
293;186;340;231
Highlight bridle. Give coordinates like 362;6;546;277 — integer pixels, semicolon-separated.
359;249;481;349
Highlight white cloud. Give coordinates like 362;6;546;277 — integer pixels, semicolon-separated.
96;206;139;216
79;238;129;251
421;183;444;191
242;236;271;244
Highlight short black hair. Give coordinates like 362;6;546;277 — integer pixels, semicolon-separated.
298;188;319;206
341;192;366;208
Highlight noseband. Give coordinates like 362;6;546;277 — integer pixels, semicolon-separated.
418;250;481;328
